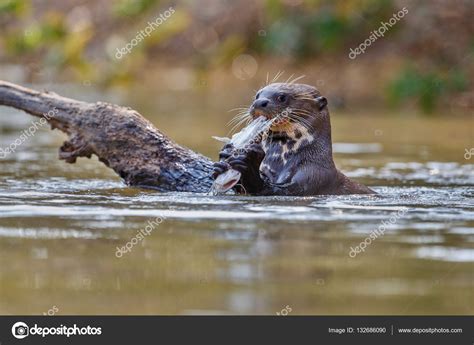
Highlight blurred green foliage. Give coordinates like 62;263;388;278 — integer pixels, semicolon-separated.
254;0;395;57
0;0;471;113
5;13;66;54
113;0;159;18
388;67;468;113
258;13;349;57
0;0;27;15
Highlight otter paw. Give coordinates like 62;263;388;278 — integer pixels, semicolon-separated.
218;143;235;161
212;161;231;179
226;154;249;173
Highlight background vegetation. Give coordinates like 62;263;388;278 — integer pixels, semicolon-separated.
0;0;472;114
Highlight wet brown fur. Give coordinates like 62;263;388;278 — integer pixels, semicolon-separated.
214;82;375;196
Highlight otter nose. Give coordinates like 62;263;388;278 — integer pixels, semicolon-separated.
253;98;269;109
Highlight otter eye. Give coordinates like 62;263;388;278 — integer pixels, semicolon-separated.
255;92;261;100
277;94;287;103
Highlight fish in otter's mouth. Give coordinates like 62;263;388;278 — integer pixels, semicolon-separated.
247;82;326;136
213;79;375;196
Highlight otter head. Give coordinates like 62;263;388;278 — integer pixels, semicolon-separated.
250;83;328;135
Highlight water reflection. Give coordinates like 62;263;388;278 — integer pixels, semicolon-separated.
0;86;473;315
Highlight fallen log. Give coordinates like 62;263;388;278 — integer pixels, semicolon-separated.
0;80;214;192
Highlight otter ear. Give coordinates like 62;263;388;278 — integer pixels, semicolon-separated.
315;96;327;110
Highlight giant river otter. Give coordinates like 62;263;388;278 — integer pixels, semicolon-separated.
212;82;375;196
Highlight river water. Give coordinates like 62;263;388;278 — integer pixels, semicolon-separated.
0;85;472;315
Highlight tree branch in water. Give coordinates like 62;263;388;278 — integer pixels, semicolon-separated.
0;80;214;192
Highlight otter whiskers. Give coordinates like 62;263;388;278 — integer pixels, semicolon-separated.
273;107;314;131
228;113;252;135
227;106;253;134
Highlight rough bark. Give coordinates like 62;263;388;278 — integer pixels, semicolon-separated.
0;80;214;192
